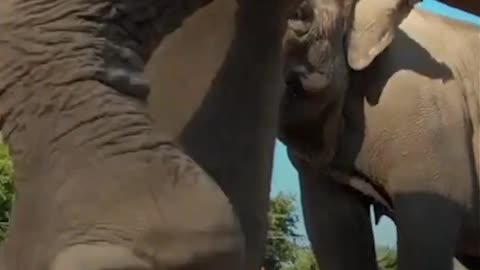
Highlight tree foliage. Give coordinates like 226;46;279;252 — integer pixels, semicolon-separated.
283;247;319;270
264;194;403;270
377;247;397;270
0;143;13;240
264;193;300;270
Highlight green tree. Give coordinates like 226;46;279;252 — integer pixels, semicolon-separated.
0;143;13;240
377;246;397;270
283;246;320;270
263;193;300;270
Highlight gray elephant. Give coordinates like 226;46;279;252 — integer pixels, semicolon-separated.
279;0;480;270
0;0;304;269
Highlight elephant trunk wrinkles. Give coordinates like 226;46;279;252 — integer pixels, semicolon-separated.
0;0;216;179
0;0;214;124
0;0;250;268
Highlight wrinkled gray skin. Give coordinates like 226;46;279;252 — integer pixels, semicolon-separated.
0;0;302;269
279;0;480;270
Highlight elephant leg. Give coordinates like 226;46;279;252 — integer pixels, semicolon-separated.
298;167;378;270
390;135;474;270
393;192;462;270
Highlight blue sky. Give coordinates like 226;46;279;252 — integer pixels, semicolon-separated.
270;0;480;248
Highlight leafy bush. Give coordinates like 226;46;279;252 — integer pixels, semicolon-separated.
283;247;319;270
264;193;300;270
0;143;13;240
377;247;397;270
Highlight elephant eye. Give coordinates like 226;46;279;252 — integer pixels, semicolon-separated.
294;1;314;22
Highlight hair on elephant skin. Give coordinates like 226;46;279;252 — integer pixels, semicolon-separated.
0;0;304;269
279;0;480;269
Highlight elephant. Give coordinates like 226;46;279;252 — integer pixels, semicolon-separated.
0;0;305;269
140;1;475;269
278;0;480;270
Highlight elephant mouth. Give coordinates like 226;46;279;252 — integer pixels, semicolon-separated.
299;72;330;91
286;64;331;94
285;72;307;99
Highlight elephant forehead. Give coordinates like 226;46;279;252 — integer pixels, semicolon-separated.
145;0;238;138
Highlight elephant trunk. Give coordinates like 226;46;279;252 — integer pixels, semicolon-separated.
0;0;220;152
178;6;293;268
0;0;216;183
284;0;352;96
295;160;379;270
0;0;216;116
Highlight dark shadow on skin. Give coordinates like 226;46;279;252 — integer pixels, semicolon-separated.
280;9;478;268
331;104;480;268
179;4;288;269
332;26;456;169
99;0;214;100
292;151;379;270
329;83;364;172
456;106;480;270
395;192;480;270
393;192;472;270
330;70;479;270
326;83;397;216
350;29;454;107
326;23;479;266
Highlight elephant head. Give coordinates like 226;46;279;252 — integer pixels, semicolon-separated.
279;0;419;167
280;0;350;167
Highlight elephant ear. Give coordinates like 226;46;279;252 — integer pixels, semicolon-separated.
345;0;420;70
